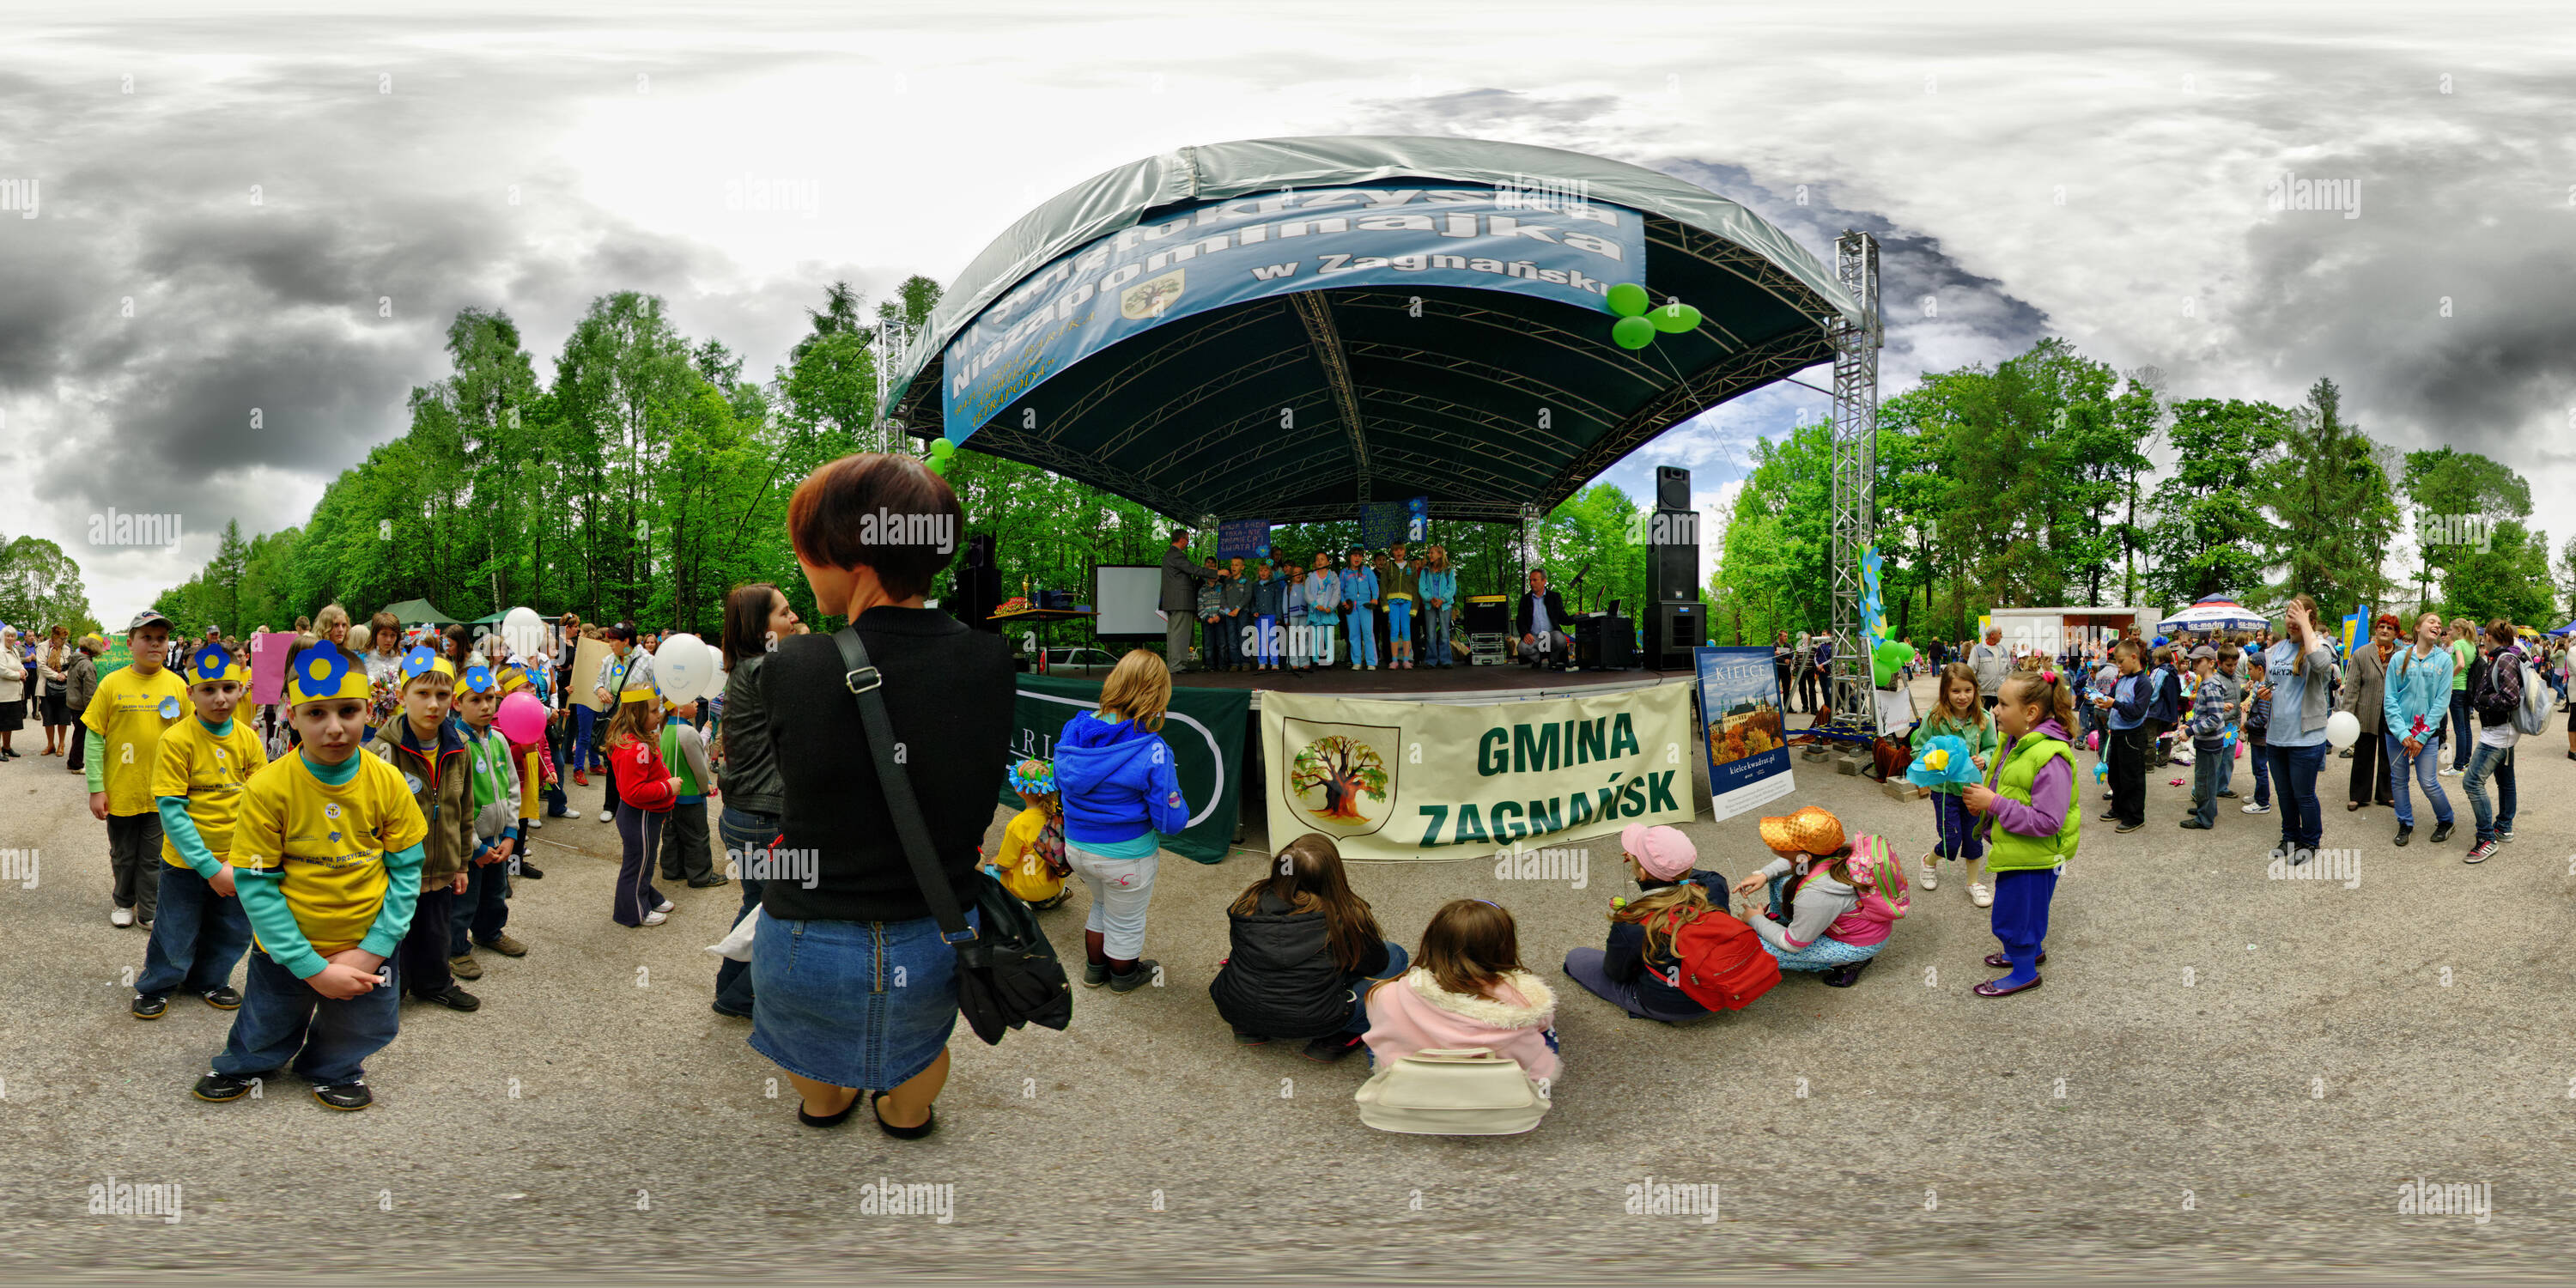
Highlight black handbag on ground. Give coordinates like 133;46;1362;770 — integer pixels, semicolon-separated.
830;626;1072;1045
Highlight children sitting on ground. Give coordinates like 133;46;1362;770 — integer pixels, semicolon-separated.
989;758;1070;910
371;647;481;1013
658;696;723;888
1563;823;1761;1021
1960;666;2082;997
2180;646;2239;830
193;641;429;1111
453;665;529;969
1734;806;1905;987
1360;898;1560;1084
132;643;268;1019
1210;832;1408;1062
1912;662;1998;906
605;683;683;927
1053;650;1192;992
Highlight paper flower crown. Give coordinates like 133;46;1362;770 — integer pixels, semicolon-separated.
287;645;372;706
187;643;248;688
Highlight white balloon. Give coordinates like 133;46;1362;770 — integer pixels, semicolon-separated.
502;606;548;661
700;660;731;704
654;632;712;699
2324;709;2360;750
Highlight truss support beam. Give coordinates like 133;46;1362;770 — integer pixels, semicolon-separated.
1291;292;1372;503
1827;230;1881;738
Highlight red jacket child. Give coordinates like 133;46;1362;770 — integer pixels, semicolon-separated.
608;732;678;812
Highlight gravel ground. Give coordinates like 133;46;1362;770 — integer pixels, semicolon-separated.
4;675;2573;1285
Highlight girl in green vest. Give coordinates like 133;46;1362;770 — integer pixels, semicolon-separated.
1960;668;2082;998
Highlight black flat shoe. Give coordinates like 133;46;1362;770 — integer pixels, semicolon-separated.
132;994;169;1020
870;1092;937;1139
1820;959;1873;988
192;1070;268;1103
199;985;242;1010
2393;825;2412;847
516;862;544;879
797;1094;861;1128
313;1080;374;1111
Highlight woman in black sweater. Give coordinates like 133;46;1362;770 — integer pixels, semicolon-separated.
750;453;1015;1138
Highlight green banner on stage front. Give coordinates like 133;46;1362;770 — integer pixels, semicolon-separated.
999;671;1251;865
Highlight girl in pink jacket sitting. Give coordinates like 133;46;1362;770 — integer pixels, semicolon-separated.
1360;899;1561;1088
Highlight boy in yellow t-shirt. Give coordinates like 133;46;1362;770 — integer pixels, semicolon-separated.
83;609;190;928
132;643;269;1019
193;641;428;1112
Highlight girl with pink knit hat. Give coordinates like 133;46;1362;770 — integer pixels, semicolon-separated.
1561;823;1734;1022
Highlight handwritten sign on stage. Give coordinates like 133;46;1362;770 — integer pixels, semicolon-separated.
1358;496;1431;550
1261;683;1695;861
247;631;301;705
1216;517;1273;561
1695;646;1796;822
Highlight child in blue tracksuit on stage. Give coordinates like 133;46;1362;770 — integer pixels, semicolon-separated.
1250;562;1286;671
1417;549;1457;668
1303;552;1342;669
1340;548;1381;671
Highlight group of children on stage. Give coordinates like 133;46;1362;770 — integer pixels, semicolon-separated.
1193;541;1459;673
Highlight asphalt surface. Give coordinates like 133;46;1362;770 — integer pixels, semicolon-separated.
5;675;2575;1285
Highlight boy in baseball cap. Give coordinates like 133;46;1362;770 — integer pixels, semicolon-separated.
84;609;187;928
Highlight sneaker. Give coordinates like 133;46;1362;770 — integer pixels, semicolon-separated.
131;993;170;1020
199;985;242;1011
1300;1032;1365;1062
474;933;528;957
527;817;542;829
1232;1030;1270;1046
2430;820;2454;844
2179;818;2211;829
1082;962;1111;988
573;771;589;787
192;1070;266;1103
2241;802;2272;814
598;811;613;822
1969;882;1993;908
654;899;676;914
2464;839;2498;865
1918;857;1938;890
640;911;668;927
447;953;483;981
546;804;579;818
313;1080;374;1111
417;983;481;1012
110;906;134;928
2393;824;2413;847
2438;766;2459;776
1109;960;1159;993
2116;820;2144;833
516;862;544;879
2217;790;2239;799
688;875;731;888
2499;828;2515;843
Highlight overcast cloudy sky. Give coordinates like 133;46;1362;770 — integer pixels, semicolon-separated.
3;1;2570;622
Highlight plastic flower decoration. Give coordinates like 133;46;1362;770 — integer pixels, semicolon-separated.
401;645;440;678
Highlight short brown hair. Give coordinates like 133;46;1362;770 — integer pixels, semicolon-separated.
1097;649;1170;732
787;452;962;600
1417;899;1525;999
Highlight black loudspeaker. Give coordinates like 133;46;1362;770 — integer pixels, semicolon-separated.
956;533;1003;631
1576;614;1635;670
1647;538;1698;604
1656;465;1692;512
1643;602;1704;670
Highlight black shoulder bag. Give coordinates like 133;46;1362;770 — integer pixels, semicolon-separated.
830;625;1072;1045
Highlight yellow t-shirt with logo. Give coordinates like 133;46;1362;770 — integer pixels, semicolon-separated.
231;749;431;957
150;717;270;869
81;665;191;817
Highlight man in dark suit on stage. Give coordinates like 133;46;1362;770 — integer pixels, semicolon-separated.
1160;528;1224;671
1516;568;1573;668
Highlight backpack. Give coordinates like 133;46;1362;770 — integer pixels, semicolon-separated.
1658;908;1781;1012
1354;1048;1552;1136
2512;655;2551;737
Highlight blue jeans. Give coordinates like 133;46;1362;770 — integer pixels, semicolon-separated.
2448;692;2474;770
749;908;971;1091
450;858;511;956
714;806;777;1013
1341;940;1411;1033
1254;613;1279;666
573;704;599;771
2264;741;2327;850
212;950;402;1085
2215;739;2236;793
1346;606;1378;666
136;862;251;998
1423;600;1451;665
2248;740;2271;807
2189;743;2221;825
2462;741;2517;843
1931;788;1984;862
2387;731;2452;827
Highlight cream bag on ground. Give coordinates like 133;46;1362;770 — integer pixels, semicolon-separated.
1353;1048;1551;1135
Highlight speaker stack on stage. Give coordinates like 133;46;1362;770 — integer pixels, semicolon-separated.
1641;465;1704;670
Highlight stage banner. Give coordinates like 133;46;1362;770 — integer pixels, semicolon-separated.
1216;517;1273;561
943;185;1649;442
1000;671;1249;865
1358;496;1431;549
1261;684;1694;862
247;631;301;706
1695;647;1797;821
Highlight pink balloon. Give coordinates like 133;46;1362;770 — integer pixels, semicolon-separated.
496;691;548;745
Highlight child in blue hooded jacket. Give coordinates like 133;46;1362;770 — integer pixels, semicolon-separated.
1054;650;1194;993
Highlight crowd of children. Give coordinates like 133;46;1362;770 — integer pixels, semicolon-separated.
1182;542;1460;673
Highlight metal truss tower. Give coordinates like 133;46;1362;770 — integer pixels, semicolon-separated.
1826;230;1881;736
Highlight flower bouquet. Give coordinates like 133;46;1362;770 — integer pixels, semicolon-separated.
1905;733;1987;793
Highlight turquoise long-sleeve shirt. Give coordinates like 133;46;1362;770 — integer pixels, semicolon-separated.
2382;643;2454;742
231;750;427;980
1417;568;1457;605
152;716;235;879
1340;565;1379;609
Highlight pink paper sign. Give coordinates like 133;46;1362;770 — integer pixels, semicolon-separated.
248;631;301;705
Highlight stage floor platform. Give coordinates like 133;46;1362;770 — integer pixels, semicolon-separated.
1101;661;1692;708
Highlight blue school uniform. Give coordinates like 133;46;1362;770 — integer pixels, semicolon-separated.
1340;565;1380;667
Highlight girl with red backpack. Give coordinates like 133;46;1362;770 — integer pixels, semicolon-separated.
1562;823;1746;1022
1732;806;1907;988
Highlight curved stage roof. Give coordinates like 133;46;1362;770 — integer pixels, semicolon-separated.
884;136;1856;525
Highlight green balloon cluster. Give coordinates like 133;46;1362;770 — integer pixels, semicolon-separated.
1605;284;1703;350
927;436;957;476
